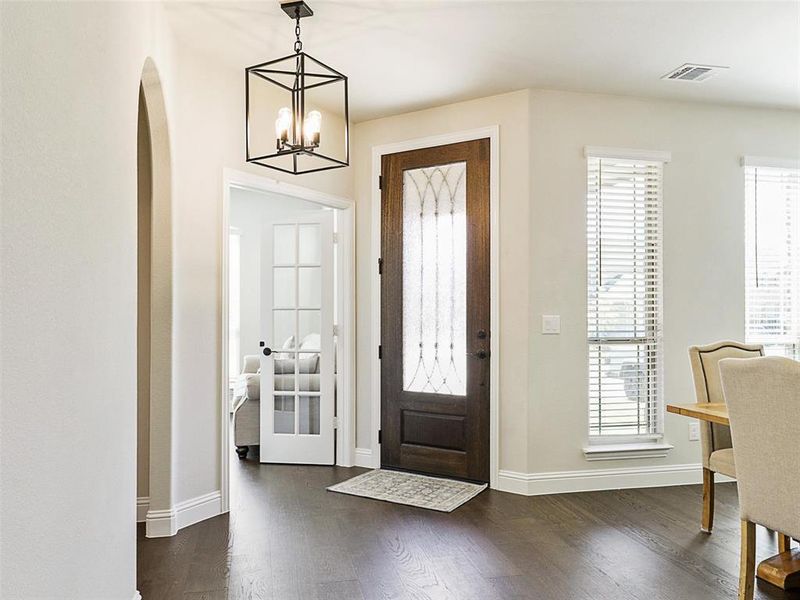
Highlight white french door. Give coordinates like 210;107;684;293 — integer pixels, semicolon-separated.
260;210;335;464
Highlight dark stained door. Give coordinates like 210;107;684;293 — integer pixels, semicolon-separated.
380;139;490;483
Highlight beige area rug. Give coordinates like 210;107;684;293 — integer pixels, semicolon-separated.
327;469;487;512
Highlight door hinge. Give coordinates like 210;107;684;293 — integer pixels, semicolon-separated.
333;416;340;429
378;257;383;275
332;231;339;243
378;175;383;190
378;345;382;360
378;429;382;444
333;324;339;337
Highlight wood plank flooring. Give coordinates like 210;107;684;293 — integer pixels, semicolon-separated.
138;450;800;599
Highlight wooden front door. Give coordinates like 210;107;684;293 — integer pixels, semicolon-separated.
380;139;490;482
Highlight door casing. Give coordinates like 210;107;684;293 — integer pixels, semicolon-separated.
220;168;356;512
368;127;500;489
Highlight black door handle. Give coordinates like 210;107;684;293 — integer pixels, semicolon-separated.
263;347;273;357
470;349;488;359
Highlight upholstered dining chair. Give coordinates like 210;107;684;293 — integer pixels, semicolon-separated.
719;356;800;600
688;341;763;532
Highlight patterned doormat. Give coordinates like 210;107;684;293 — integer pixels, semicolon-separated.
327;469;487;512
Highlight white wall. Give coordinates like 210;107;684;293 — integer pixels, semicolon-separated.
229;187;323;372
0;2;173;597
527;90;800;474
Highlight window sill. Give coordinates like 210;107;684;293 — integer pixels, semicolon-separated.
582;442;674;462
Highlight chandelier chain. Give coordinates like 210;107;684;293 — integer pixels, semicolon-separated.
294;12;302;53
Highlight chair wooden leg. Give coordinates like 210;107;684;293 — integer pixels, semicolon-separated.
779;533;793;553
739;520;756;600
702;468;715;533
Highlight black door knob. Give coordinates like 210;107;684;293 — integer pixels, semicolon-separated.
263;347;272;357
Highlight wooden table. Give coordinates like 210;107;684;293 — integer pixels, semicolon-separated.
667;402;800;590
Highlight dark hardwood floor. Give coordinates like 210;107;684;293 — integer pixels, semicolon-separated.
138;449;799;599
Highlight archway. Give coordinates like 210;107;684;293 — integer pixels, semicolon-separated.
137;57;175;538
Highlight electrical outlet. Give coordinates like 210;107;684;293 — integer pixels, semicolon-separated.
688;422;700;442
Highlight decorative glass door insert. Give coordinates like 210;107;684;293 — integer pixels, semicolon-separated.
402;162;467;395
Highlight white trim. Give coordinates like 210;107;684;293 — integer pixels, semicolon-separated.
497;463;734;496
132;592;142;600
370;126;501;488
582;442;674;461
144;506;176;538
144;491;222;538
584;145;672;163
220;168;357;501
175;491;222;531
354;447;379;469
741;155;800;169
136;496;150;523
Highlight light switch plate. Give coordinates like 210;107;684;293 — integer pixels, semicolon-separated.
688;422;700;442
542;315;561;335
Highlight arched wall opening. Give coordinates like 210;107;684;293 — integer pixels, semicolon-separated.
137;56;176;538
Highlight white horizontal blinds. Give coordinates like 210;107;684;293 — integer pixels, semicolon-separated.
744;165;800;359
587;156;664;437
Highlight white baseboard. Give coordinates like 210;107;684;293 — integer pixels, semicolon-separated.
145;506;177;538
136;497;150;523
175;491;222;530
132;591;142;600
145;490;222;538
354;447;379;468
496;463;731;496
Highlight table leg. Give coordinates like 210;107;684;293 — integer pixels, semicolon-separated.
757;540;800;590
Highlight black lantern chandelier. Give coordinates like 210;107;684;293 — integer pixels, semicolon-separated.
245;1;349;175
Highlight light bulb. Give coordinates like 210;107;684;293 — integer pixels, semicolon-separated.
303;110;322;146
275;107;291;144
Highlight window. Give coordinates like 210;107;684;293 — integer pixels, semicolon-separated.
744;160;800;358
586;150;665;440
228;228;242;383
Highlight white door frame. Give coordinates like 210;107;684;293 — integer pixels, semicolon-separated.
369;126;501;489
220;168;356;512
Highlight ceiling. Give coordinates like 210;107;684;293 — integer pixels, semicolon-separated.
165;1;800;122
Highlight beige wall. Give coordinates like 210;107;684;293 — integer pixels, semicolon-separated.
526;90;800;473
350;88;800;481
352;90;532;473
168;42;352;504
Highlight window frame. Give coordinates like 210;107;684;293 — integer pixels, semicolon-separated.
583;147;671;458
743;156;800;360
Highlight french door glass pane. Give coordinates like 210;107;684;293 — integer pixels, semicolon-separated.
273;224;296;264
299;395;321;435
273;267;296;307
273;396;295;434
273;310;295;348
298;223;321;264
298;310;321;346
298;267;321;308
402;162;468;395
298;352;320;391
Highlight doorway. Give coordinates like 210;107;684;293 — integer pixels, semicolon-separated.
379;138;493;483
220;171;355;507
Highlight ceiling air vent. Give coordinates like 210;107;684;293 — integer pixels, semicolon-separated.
661;63;728;82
